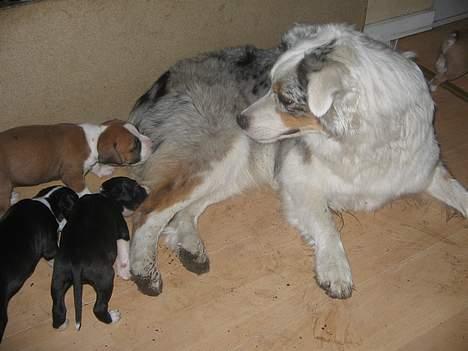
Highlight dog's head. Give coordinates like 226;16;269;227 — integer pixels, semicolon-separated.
100;176;149;216
97;119;152;166
238;23;429;143
34;185;78;258
35;185;79;223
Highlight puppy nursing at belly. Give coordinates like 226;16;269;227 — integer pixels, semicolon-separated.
0;119;152;215
51;177;148;331
0;186;78;342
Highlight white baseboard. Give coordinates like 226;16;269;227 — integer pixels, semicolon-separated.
433;11;468;27
364;10;436;43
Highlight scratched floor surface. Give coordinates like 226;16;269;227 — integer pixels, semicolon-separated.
1;21;468;351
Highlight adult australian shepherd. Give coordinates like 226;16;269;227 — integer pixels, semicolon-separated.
128;23;467;299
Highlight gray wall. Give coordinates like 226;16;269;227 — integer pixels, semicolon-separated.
0;0;367;130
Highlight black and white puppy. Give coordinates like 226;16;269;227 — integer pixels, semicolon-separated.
0;186;78;343
51;177;148;331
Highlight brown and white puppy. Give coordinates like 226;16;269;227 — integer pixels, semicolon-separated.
0;119;152;214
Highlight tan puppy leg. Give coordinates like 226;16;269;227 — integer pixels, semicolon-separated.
62;168;89;196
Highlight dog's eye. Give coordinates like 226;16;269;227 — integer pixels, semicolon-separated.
278;93;294;106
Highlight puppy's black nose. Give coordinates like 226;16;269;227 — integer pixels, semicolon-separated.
237;113;249;130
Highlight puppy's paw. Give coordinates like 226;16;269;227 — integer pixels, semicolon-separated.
131;270;163;296
10;191;20;205
91;164;115;177
315;251;353;299
109;310;121;324
177;248;210;275
47;259;55;268
115;261;131;280
57;319;69;331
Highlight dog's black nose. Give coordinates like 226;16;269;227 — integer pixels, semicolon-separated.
237;113;249;130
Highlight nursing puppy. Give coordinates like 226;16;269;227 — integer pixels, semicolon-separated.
0;186;77;343
0;119;152;215
51;177;148;330
128;24;467;299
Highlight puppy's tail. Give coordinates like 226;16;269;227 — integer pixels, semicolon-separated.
72;266;83;331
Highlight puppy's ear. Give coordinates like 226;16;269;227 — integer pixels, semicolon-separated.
50;188;78;222
98;142;123;165
58;191;79;221
97;131;124;165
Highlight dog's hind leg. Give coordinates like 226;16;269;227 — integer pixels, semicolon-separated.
51;270;72;330
163;202;210;275
130;162;207;296
90;268;120;325
426;163;468;217
162;190;235;275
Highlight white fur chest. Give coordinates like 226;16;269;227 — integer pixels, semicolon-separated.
281;126;439;212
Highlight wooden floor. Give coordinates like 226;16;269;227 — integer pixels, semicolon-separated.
2;22;468;351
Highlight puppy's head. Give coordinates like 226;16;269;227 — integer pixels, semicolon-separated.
100;176;148;216
34;186;78;258
97;119;152;166
35;186;79;223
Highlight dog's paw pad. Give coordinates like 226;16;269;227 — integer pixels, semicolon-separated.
131;272;163;296
177;248;210;275
110;310;121;324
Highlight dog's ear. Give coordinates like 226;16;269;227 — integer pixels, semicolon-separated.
298;42;345;117
281;23;319;50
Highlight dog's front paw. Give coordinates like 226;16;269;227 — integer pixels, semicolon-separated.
315;250;353;299
131;270;163;296
177;247;210;275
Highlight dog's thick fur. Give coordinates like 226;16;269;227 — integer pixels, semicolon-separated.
129;23;468;298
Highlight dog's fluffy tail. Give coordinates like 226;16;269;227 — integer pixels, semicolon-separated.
426;163;468;217
72;266;83;331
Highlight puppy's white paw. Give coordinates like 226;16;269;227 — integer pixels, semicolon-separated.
115;261;131;280
57;319;69;331
47;259;55;268
110;309;121;324
10;191;20;205
315;249;353;299
91;164;115;177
